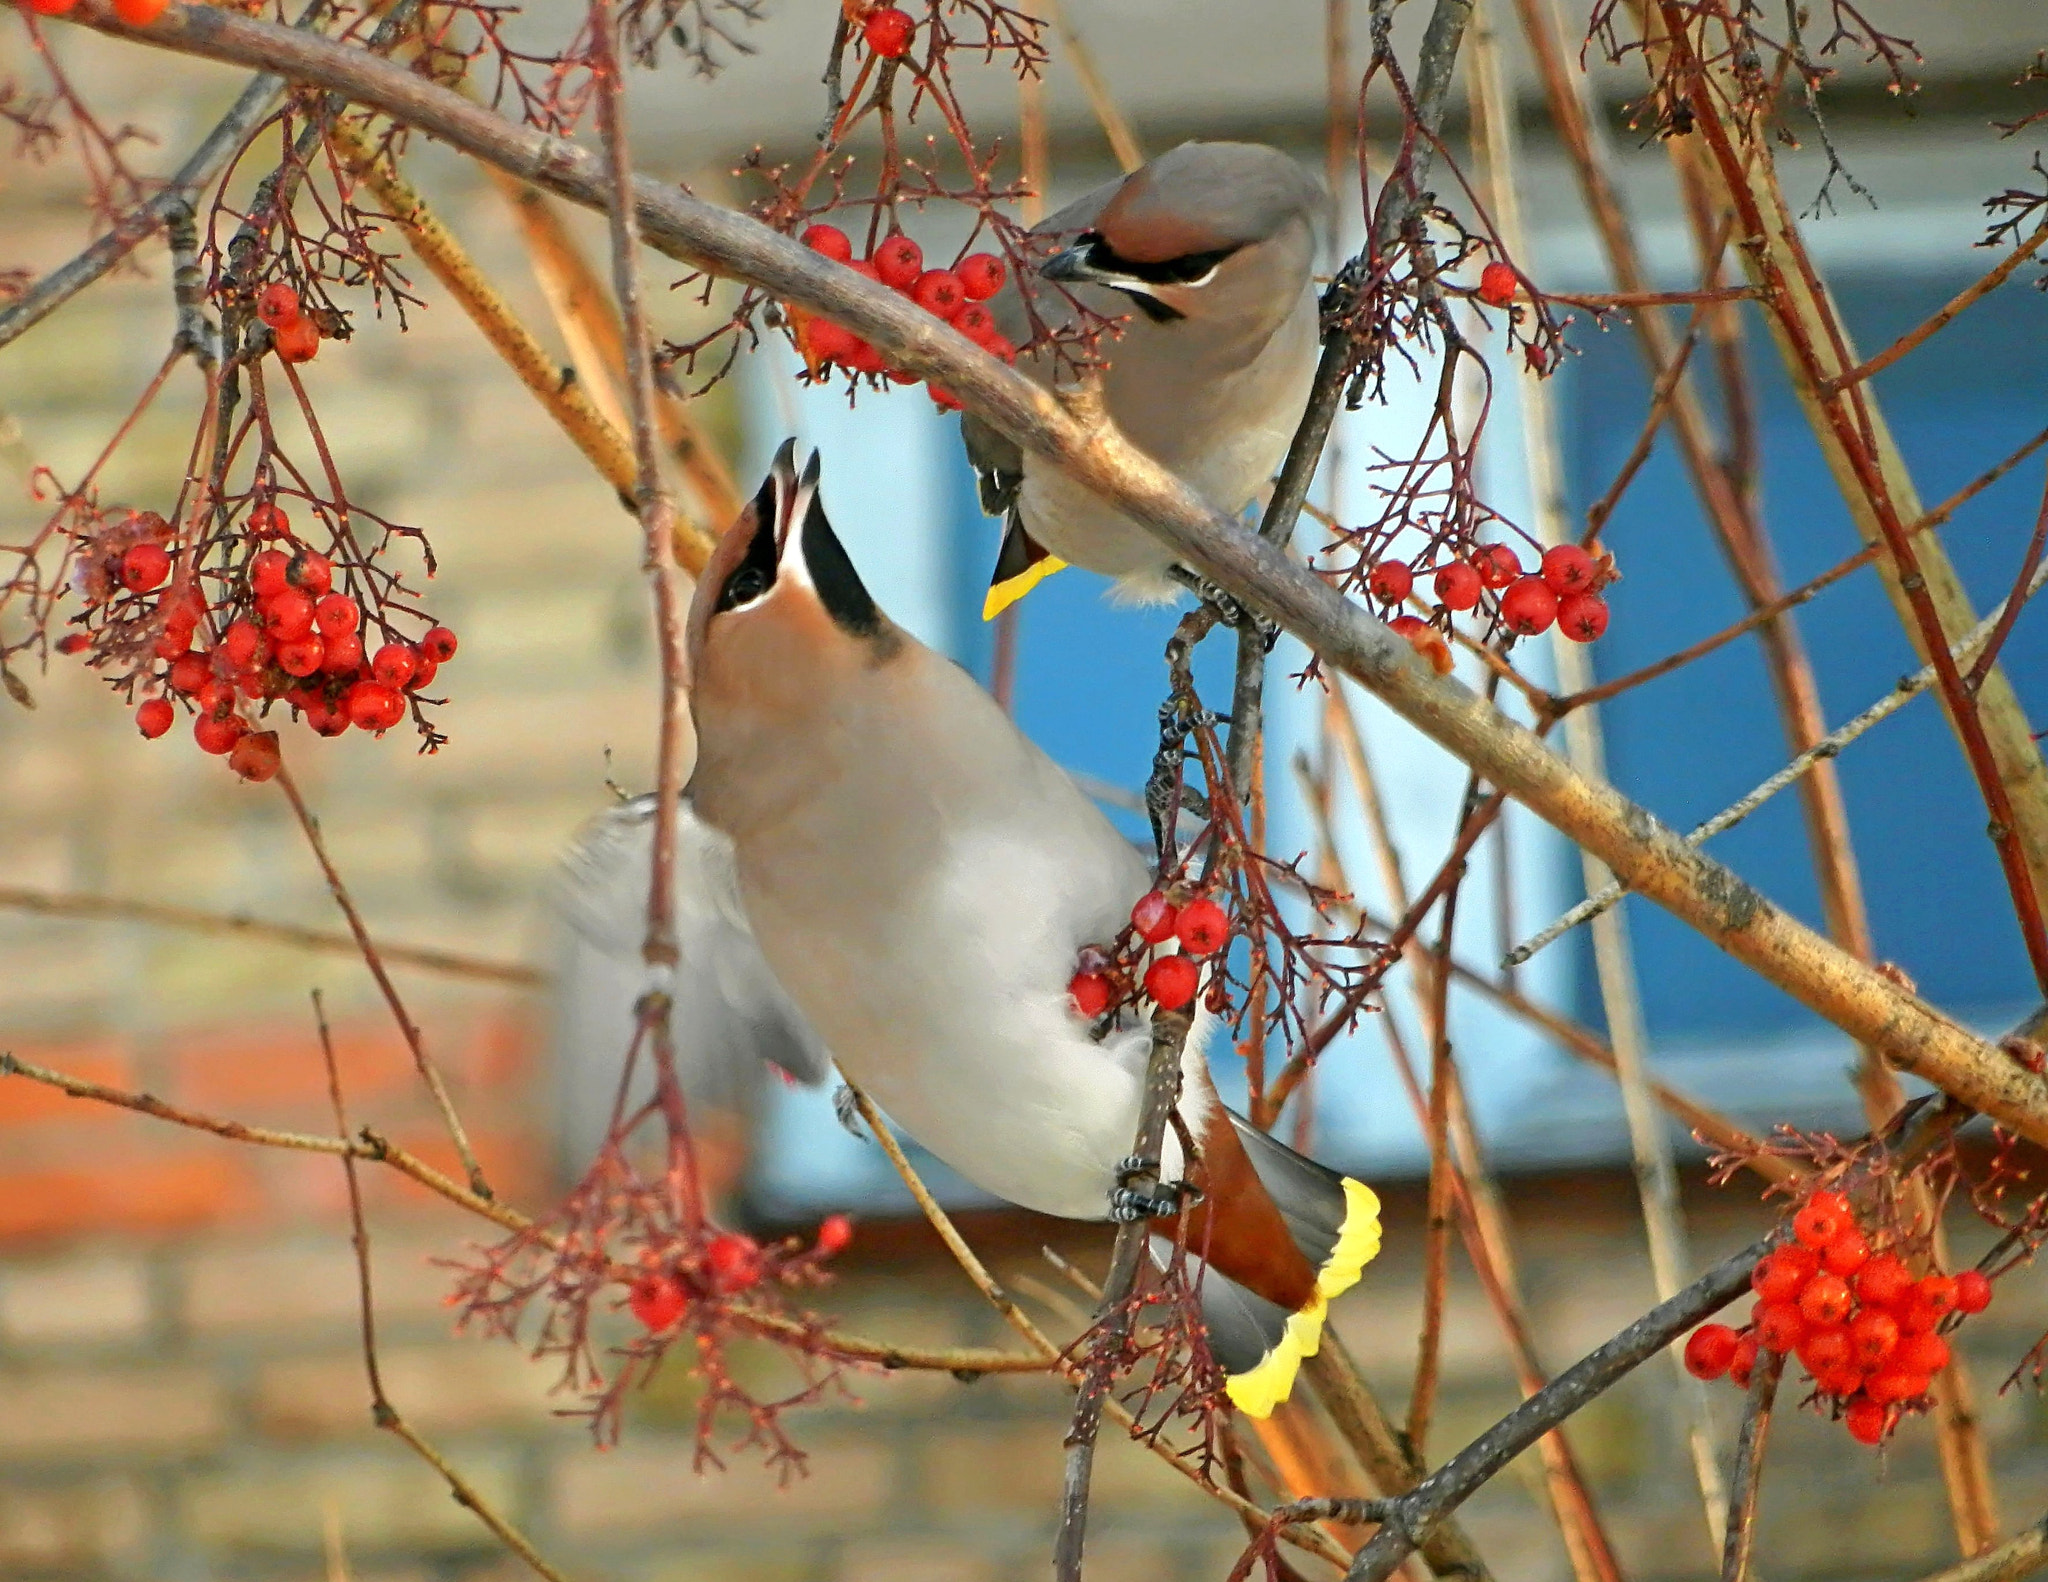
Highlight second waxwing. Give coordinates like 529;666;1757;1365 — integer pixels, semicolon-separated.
961;141;1323;614
555;444;1381;1417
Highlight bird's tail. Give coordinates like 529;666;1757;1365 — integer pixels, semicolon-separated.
1158;1113;1381;1418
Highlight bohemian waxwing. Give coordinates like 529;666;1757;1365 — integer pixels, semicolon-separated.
962;141;1323;615
553;445;1379;1415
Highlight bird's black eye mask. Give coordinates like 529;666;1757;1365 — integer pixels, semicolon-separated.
1075;233;1239;322
716;469;783;613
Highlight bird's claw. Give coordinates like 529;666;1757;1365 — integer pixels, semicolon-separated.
832;1084;868;1141
1108;1155;1193;1222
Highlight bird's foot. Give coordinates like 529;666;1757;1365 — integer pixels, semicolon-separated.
1108;1155;1195;1222
832;1084;868;1142
1169;567;1281;651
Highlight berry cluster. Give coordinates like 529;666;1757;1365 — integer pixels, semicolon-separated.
792;225;1012;407
257;283;323;365
1068;889;1231;1020
626;1215;854;1334
60;502;456;779
1370;540;1614;674
1682;1190;1994;1447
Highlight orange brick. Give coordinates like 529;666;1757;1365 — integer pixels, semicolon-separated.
0;1040;132;1126
0;1152;260;1244
170;1017;414;1113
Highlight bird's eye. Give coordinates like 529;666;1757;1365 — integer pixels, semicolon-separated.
718;565;770;612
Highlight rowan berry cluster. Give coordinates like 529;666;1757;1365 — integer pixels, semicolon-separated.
255;282;323;365
1067;888;1232;1022
59;500;456;780
625;1215;854;1334
1367;539;1616;674
791;225;1013;407
1681;1189;1994;1447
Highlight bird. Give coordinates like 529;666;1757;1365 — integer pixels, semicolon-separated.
960;140;1324;617
553;444;1378;1416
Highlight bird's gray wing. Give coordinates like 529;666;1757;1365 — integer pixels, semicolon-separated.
959;409;1024;519
548;794;832;1171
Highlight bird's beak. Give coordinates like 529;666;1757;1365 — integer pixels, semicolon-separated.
1040;242;1100;285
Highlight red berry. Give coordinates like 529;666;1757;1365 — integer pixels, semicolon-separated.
704;1231;761;1293
236;669;266;700
1753;1246;1819;1304
801;224;854;263
1683;1323;1738;1381
1799;1273;1854;1328
1916;1273;1958;1321
1499;576;1558;635
153;624;192;661
26;0;78;15
1068;970;1112;1019
913;269;967;319
168;653;209;694
221;620;265;671
314;593;360;637
1823;1228;1871;1278
247;501;289;538
815;1214;854;1256
276;635;325;678
121;542;170;594
111;0;169;27
845;337;887;376
274;316;320;363
256;284;300;329
421;626;458;662
371;643;419;688
929;384;962;412
1557;593;1609;643
628;1271;688;1332
1144;955;1199;1011
1131;890;1179;943
194;714;244;755
952;302;996;341
55;632;90;655
1176;898;1229;957
1849;1309;1900;1369
1792;1190;1853;1249
873;234;923;291
1541;543;1598;594
251;549;291;599
135;698;174;738
1865;1368;1921;1406
195;678;233;717
306;700;351;737
407;655;439;693
1897;1331;1950;1377
862;5;915;58
289;550;332;596
228;729;282;783
803;317;862;366
1729;1332;1759;1389
266;588;316;641
1844;1396;1888;1445
1477;261;1517;308
322;632;364;676
956;253;1006;300
1472;544;1521;589
345;680;405;733
1815;1365;1866;1399
1954;1269;1993;1314
1754;1300;1804;1353
1368;559;1413;605
1797;1325;1852;1376
1855;1252;1914;1310
1433;561;1482;612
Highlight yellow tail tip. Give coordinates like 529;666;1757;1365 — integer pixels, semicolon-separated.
981;553;1067;620
1225;1176;1382;1419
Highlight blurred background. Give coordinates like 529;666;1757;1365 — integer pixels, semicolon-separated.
3;1;2047;1578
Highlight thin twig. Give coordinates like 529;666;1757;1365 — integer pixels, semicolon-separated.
317;994;575;1582
0;884;541;985
1912;1514;2048;1582
275;763;492;1198
1718;1348;1783;1582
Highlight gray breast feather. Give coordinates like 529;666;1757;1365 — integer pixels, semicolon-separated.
548;794;834;1169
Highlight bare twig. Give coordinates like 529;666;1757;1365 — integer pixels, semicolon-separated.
0;884;541;985
1718;1348;1783;1582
